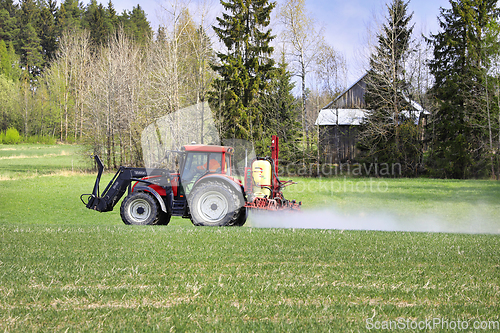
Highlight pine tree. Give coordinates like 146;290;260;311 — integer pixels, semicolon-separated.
0;39;10;74
18;0;43;77
0;39;20;80
156;26;166;44
20;23;42;76
129;5;151;44
0;0;17;16
56;0;82;32
427;0;499;178
358;0;419;176
85;1;108;46
118;5;151;45
19;0;38;26
38;0;58;62
106;0;118;34
0;0;19;44
211;0;276;141
258;55;300;160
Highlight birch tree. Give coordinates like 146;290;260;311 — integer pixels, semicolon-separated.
45;29;91;141
314;43;347;101
85;28;143;167
277;0;324;150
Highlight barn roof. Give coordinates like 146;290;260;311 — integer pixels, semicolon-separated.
315;108;429;126
322;74;368;110
315;109;368;126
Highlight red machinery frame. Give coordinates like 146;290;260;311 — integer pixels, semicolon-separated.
244;135;301;211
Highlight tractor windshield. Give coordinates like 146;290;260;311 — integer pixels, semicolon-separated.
181;152;223;194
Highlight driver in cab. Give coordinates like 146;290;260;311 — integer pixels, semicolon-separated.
197;158;221;173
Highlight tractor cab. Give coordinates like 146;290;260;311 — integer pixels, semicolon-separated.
176;144;233;196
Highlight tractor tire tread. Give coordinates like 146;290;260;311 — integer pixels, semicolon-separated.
188;180;244;227
120;191;165;226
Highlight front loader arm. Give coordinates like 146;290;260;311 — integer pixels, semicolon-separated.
81;155;151;212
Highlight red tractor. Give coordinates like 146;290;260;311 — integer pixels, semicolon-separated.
81;136;300;226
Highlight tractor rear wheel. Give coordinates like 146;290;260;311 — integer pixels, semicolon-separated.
120;192;163;225
188;181;244;226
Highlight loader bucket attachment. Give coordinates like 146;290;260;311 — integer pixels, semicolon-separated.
81;155;165;213
80;155;111;212
80;155;134;213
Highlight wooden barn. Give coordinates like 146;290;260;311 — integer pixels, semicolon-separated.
315;74;369;164
315;74;428;164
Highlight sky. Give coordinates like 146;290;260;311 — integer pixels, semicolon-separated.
107;0;452;82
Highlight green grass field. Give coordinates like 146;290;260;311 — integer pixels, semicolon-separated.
1;144;499;332
0;144;88;179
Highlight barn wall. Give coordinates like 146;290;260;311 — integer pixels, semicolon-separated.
319;125;360;164
333;80;366;109
317;75;365;164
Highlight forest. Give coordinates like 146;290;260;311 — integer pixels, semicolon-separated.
0;0;499;179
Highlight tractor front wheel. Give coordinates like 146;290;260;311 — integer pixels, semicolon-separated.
188;181;244;226
120;192;164;225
